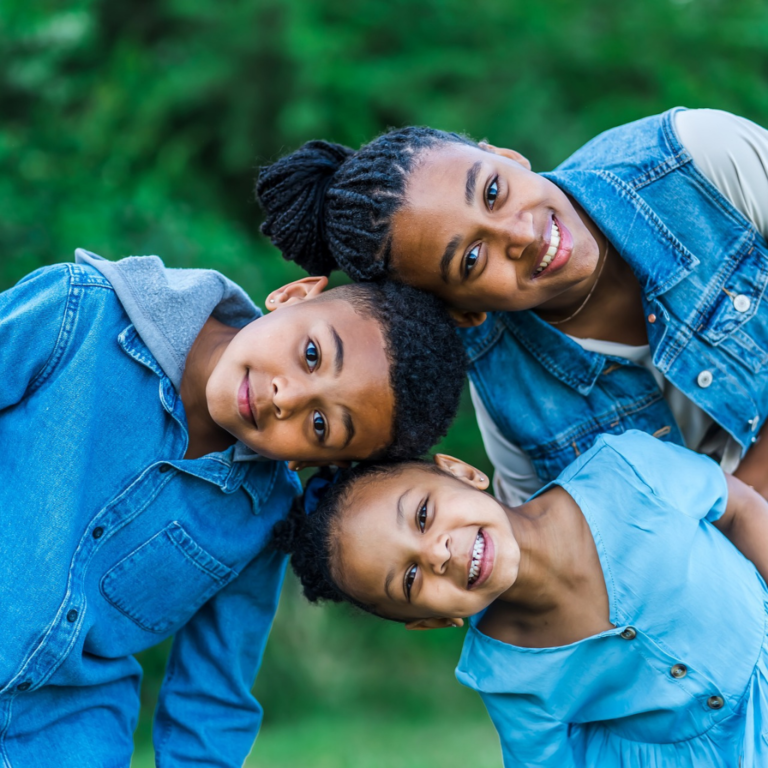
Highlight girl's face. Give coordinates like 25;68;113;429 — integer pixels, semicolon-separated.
335;457;522;626
389;143;602;323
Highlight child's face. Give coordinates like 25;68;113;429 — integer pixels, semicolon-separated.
389;142;602;325
334;457;522;626
206;278;394;466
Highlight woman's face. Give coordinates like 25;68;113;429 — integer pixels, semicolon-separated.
334;457;522;625
389;142;602;322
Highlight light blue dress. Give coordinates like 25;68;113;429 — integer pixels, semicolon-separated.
456;431;768;767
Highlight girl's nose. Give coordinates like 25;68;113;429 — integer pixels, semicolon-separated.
498;210;535;260
425;532;451;575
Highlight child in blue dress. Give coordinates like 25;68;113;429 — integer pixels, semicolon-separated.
279;430;768;767
0;249;465;767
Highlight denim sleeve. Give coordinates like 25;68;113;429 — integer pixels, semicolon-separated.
0;265;71;411
153;547;288;768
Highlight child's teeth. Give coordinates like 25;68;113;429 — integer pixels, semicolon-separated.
468;532;486;585
535;221;561;274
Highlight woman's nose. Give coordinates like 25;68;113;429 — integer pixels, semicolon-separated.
496;210;535;260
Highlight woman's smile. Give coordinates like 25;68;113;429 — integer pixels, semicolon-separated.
532;216;573;279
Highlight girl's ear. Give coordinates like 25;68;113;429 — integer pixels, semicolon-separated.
433;454;489;491
478;141;531;171
266;276;329;311
448;307;487;328
406;617;465;631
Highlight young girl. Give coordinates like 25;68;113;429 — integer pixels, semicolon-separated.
257;108;768;502
278;431;768;767
0;249;465;767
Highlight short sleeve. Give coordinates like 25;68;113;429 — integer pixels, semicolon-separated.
600;431;729;523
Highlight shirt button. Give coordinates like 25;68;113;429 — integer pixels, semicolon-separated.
707;695;725;710
647;314;657;324
697;370;713;388
66;609;78;623
17;682;31;691
92;526;104;539
670;664;687;679
734;294;751;313
620;627;637;640
158;464;171;474
750;416;760;432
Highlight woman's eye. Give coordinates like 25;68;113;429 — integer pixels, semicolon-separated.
486;177;499;210
312;410;327;440
305;340;319;371
417;502;428;532
464;245;480;276
405;565;417;599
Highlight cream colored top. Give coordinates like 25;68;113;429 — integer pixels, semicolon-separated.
472;109;768;505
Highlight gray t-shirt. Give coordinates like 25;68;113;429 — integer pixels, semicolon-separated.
473;109;768;505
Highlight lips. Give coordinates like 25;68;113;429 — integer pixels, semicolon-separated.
467;529;494;590
531;215;573;279
237;373;258;428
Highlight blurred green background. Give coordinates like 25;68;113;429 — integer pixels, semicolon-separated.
2;0;767;764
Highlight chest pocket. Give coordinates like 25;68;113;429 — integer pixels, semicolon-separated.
101;521;237;634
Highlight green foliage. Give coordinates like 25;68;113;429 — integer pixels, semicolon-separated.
3;0;767;762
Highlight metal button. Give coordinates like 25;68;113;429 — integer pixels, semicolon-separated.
158;464;171;474
92;526;104;539
750;416;760;432
697;370;713;388
647;314;657;324
707;695;724;710
66;609;78;623
734;294;751;313
620;627;637;640
670;664;687;679
17;682;31;691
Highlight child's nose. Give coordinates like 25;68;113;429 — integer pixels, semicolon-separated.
271;376;312;419
425;533;451;575
496;210;535;260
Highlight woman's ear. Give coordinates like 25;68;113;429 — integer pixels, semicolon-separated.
405;617;465;631
478;141;531;171
433;454;489;490
266;276;329;311
448;307;487;328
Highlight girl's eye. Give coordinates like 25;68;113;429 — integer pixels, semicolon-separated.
405;565;417;599
305;340;319;371
417;502;428;532
312;410;327;441
464;245;480;276
486;177;499;210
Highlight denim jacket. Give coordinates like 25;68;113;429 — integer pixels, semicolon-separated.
0;262;300;768
461;107;768;485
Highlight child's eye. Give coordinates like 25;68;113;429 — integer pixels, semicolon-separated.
312;410;326;441
486;176;499;210
464;245;480;277
305;340;319;371
417;502;428;532
405;565;417;600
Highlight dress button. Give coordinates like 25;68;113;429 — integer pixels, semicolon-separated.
697;370;713;388
620;627;637;640
647;314;657;324
670;664;687;679
707;695;725;710
17;682;31;691
92;526;104;539
66;609;78;623
158;464;171;474
734;294;751;313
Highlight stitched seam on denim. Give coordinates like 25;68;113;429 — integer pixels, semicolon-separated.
248;461;279;508
630;149;691;191
167;525;233;583
0;698;13;768
463;317;505;363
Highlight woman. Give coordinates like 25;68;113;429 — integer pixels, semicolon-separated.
257;107;768;501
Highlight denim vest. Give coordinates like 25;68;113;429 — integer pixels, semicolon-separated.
461;108;768;484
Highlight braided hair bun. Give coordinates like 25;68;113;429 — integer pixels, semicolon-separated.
257;140;354;276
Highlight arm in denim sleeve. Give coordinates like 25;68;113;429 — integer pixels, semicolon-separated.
153;547;288;768
0;264;71;411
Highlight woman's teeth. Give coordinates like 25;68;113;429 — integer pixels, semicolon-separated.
535;220;561;274
468;531;485;585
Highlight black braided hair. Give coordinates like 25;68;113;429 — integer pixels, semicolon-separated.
325;280;466;460
272;461;443;618
257;127;476;281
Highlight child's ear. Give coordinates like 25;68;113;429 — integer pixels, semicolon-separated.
405;617;465;631
287;459;351;472
448;308;487;328
478;141;532;171
266;276;329;311
433;454;489;491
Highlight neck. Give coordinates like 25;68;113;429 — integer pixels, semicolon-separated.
180;316;239;459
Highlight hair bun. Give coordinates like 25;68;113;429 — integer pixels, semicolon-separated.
257;140;354;276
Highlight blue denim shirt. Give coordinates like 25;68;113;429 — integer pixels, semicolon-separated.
461;107;768;484
0;262;300;768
